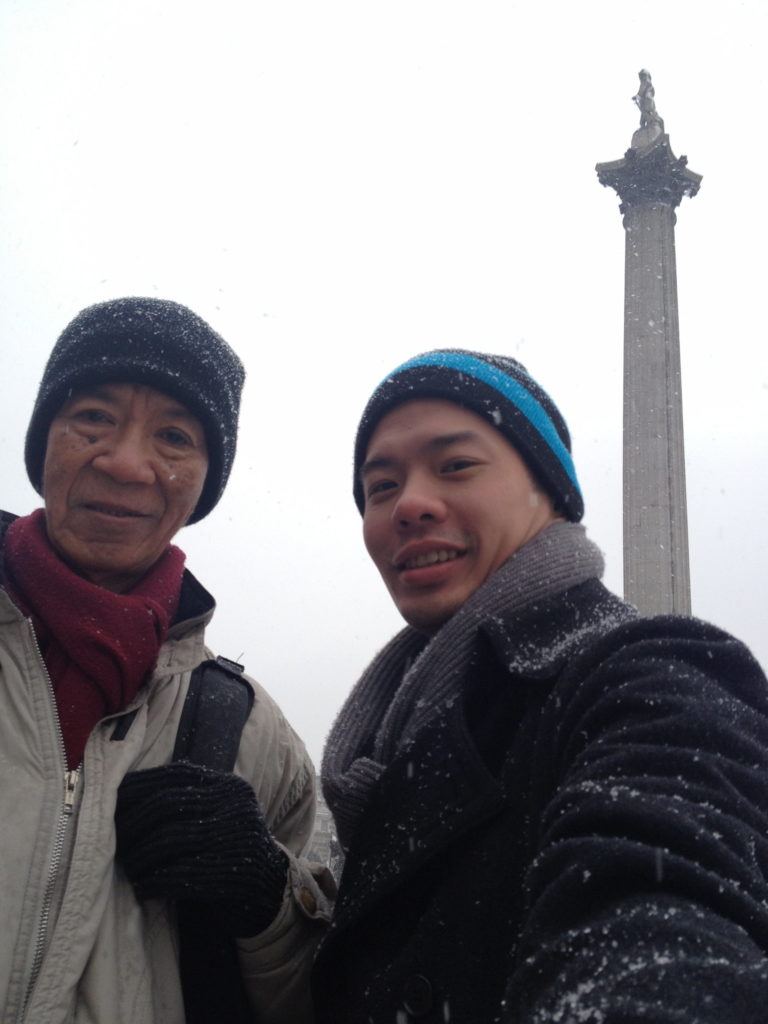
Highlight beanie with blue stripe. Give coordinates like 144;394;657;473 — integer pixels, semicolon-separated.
353;349;583;522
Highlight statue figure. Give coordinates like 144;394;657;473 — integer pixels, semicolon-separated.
633;69;664;131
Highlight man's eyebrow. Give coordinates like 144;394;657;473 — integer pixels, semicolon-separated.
159;404;199;422
360;455;396;479
426;430;484;449
360;430;486;479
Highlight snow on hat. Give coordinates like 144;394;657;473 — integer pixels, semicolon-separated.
25;296;245;524
353;348;583;522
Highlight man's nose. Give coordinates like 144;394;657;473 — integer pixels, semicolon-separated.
91;433;156;485
393;477;446;528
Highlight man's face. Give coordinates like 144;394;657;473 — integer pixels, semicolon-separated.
361;399;560;633
42;382;208;593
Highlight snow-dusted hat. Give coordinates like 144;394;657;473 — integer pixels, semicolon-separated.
353;348;583;522
25;296;245;524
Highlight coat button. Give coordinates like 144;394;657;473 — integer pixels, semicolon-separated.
298;887;317;914
402;974;433;1016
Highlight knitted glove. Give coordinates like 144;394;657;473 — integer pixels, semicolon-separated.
114;761;288;937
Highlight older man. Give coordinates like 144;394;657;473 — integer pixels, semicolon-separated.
0;297;330;1024
315;349;768;1023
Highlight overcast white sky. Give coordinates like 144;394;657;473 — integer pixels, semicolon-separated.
1;0;766;765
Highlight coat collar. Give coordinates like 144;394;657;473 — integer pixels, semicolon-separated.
0;509;17;584
478;578;636;680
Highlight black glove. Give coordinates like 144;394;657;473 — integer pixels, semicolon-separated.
115;761;288;937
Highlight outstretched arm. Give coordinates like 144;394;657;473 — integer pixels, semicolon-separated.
508;619;768;1023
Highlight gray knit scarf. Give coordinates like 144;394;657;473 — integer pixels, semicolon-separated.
322;521;605;850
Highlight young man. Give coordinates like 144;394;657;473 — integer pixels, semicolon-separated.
314;349;768;1023
0;298;331;1024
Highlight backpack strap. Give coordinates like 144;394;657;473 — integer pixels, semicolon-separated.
174;656;256;1024
173;655;254;771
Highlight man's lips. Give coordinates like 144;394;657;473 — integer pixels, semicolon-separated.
81;501;150;519
395;546;465;571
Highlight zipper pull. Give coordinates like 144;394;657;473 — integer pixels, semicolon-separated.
64;770;79;814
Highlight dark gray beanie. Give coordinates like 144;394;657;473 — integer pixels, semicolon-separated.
25;297;245;524
353;348;583;521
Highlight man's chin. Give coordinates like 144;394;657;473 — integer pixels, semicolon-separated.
396;595;460;636
54;541;151;594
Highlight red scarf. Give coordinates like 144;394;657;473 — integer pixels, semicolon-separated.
4;509;186;769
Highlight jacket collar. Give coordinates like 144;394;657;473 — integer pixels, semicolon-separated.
0;509;17;584
478;578;636;680
170;569;215;633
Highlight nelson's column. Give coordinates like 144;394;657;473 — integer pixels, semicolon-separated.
596;71;702;615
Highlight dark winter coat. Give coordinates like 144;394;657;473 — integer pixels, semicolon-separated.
312;579;768;1023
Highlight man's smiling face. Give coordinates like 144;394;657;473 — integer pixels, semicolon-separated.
361;399;560;634
42;381;208;592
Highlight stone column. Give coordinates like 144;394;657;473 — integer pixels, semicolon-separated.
596;71;701;615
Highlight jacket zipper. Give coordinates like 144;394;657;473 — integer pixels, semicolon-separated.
17;621;82;1022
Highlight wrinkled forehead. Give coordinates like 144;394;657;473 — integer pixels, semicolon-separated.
58;380;201;423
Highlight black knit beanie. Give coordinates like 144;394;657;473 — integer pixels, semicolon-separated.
25;297;245;524
353;349;583;522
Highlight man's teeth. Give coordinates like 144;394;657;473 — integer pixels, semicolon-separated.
92;506;136;517
405;549;458;569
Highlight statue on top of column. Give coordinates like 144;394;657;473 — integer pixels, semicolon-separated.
633;69;664;131
631;69;665;149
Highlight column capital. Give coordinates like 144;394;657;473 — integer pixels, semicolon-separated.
597;134;702;212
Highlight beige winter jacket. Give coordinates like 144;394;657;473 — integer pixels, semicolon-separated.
0;572;331;1024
